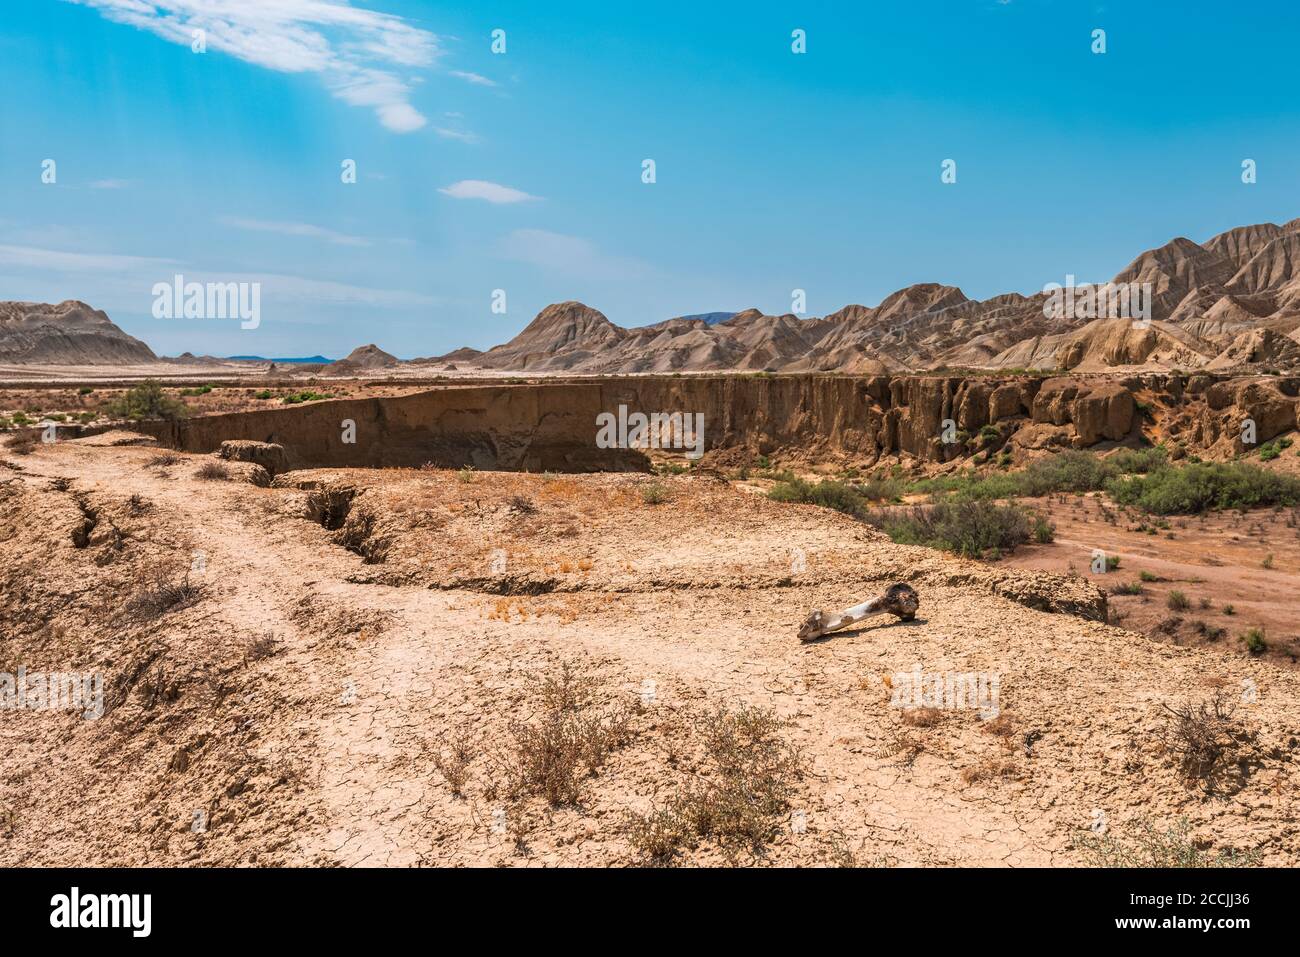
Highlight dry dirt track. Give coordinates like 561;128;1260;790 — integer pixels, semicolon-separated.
1;433;1297;867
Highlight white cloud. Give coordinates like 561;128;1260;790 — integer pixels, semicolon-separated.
0;242;433;308
63;0;439;132
439;180;538;204
0;244;176;272
448;70;496;87
89;179;130;189
499;229;658;281
218;216;371;246
433;127;478;144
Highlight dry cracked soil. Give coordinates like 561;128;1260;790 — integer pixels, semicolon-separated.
1;431;1297;867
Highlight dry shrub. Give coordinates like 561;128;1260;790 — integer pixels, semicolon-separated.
1073;817;1259;868
434;730;475;797
628;704;800;863
900;706;944;728
1161;689;1257;793
881;723;925;767
196;461;230;481
3;432;37;456
500;662;635;806
244;632;281;664
959;757;1020;785
124;569;203;622
146;452;182;469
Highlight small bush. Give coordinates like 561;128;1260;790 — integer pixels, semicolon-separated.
628;704;800;863
501;663;635;806
3;431;38;456
124;571;203;622
866;501;1044;559
768;478;869;518
1166;590;1190;612
1074;818;1258;868
196;461;230;481
641;483;669;505
1241;628;1267;654
1162;689;1253;792
105;381;189;420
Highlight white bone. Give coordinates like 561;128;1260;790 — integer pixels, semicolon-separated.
798;583;919;642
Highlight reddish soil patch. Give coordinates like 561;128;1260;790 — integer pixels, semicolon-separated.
996;493;1300;665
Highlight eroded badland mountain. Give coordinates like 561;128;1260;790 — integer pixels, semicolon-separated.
3;217;1300;869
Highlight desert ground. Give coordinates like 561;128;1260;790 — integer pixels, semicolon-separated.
1;426;1297;867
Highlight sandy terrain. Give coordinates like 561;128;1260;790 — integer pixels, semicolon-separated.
997;494;1300;665
1;432;1296;867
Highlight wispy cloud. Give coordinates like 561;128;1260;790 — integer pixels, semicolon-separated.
0;243;176;272
439;180;538;204
89;179;130;189
499;229;658;281
63;0;439;132
0;242;433;308
448;70;496;87
433;127;479;144
218;216;372;246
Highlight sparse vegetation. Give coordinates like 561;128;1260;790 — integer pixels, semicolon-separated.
1241;627;1267;655
1166;590;1190;612
866;500;1050;559
1162;689;1255;792
123;571;203;622
768;477;870;518
280;390;333;404
196;461;231;481
640;483;669;505
104;380;189;420
498;663;635;806
1107;461;1300;514
628;704;800;863
1074;817;1259;868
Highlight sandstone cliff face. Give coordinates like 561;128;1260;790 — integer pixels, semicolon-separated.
127;373;1299;473
1032;379;1134;445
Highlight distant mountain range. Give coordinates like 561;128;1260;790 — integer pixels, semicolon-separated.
432;217;1300;375
7;217;1300;375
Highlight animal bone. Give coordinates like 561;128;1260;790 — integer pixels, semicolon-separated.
798;583;919;642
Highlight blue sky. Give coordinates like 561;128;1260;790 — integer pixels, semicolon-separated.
2;0;1299;359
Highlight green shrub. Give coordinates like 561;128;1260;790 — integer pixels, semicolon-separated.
1167;590;1190;612
909;450;1135;501
1242;628;1266;654
866;501;1044;559
1106;462;1300;514
641;483;669;505
768;478;870;519
104;381;189;420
